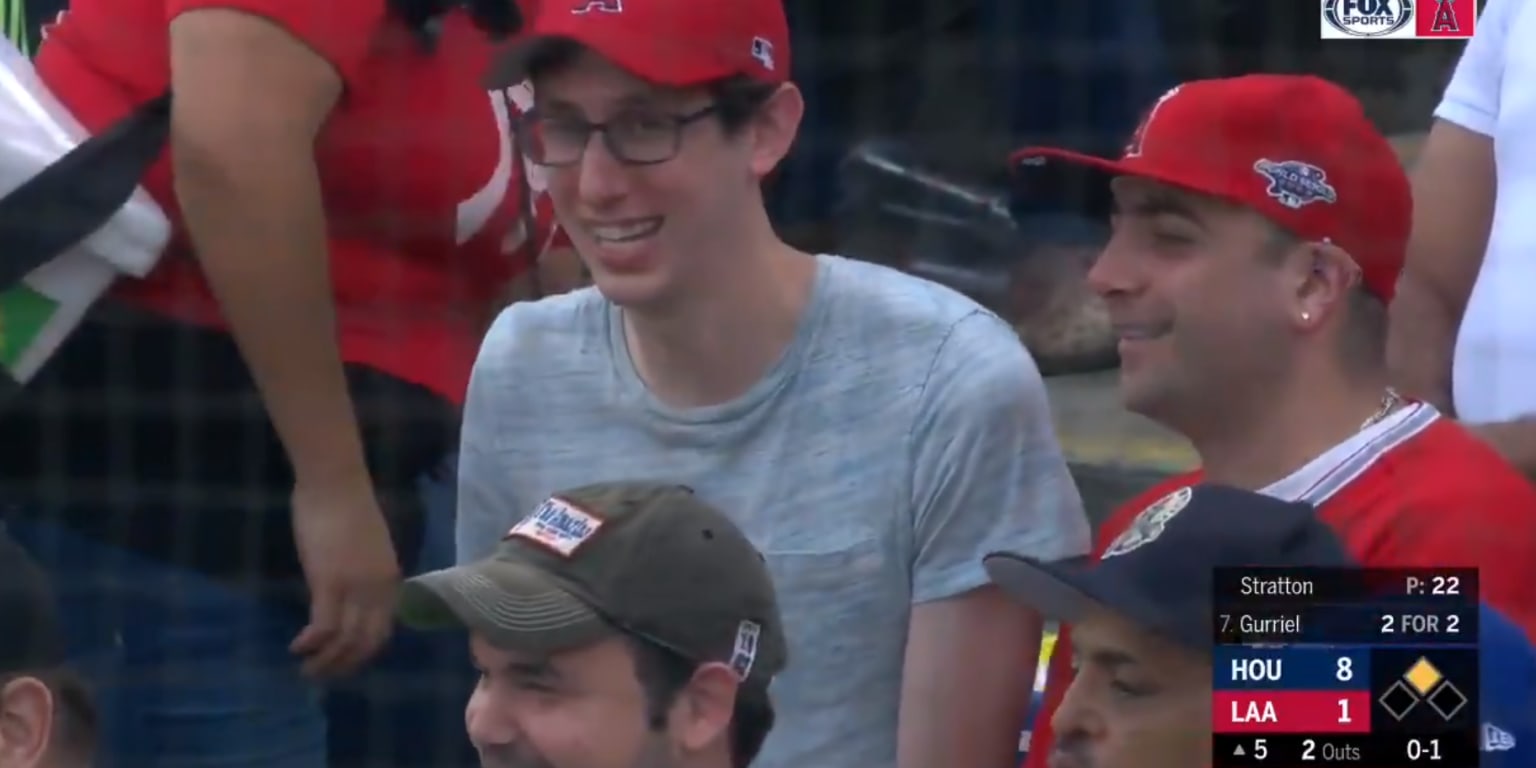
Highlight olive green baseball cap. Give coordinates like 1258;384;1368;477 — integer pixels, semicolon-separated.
398;482;787;687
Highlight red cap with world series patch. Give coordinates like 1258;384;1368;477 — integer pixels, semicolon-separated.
1010;74;1411;303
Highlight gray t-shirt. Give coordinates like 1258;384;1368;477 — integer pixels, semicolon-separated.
456;254;1090;768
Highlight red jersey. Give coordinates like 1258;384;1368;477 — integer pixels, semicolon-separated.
1022;403;1536;768
33;0;560;403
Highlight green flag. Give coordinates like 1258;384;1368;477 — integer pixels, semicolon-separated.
0;284;59;371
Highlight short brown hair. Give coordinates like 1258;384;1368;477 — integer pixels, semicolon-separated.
1260;222;1386;374
626;635;775;768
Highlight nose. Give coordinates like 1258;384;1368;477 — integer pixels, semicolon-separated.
465;685;520;751
1084;231;1143;300
575;131;630;208
1049;676;1101;741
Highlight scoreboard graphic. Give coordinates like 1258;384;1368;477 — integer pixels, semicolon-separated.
1212;568;1481;766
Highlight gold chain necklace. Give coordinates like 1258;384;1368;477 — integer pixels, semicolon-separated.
1360;388;1403;431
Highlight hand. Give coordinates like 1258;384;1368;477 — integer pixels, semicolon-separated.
288;479;401;679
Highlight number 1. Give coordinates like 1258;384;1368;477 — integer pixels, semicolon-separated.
1338;698;1352;723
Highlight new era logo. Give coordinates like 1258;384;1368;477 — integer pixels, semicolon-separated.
1483;723;1516;751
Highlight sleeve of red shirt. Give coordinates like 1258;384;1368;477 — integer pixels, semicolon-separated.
1372;470;1536;642
163;0;389;85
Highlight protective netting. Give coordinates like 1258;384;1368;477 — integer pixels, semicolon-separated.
0;0;1483;766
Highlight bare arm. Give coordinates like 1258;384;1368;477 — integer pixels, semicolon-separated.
1387;119;1495;413
1388;0;1510;414
900;589;1042;768
168;10;366;491
899;312;1091;768
171;10;401;677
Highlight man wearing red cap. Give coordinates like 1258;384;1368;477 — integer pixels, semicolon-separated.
1009;73;1536;768
452;1;1092;768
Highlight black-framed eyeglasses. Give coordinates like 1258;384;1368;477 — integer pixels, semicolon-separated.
514;104;721;168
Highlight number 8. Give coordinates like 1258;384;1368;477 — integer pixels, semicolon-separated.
1336;657;1353;681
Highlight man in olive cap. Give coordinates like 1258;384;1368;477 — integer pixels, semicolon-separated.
399;482;787;768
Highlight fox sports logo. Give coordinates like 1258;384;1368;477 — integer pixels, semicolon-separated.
1323;0;1413;37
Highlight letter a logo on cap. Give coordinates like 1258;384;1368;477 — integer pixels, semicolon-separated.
1125;86;1181;159
572;0;621;13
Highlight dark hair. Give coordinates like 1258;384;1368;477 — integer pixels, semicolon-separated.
625;635;775;768
524;39;778;137
703;77;778;137
1;667;97;764
1260;223;1386;373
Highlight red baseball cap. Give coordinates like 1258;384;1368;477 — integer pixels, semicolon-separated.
486;0;790;89
1010;75;1410;302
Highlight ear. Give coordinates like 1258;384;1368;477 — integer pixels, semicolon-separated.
1290;240;1358;333
747;83;804;180
0;676;56;768
667;662;739;756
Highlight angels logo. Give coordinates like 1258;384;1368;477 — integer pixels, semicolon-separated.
572;0;621;13
1102;486;1193;559
1124;86;1181;159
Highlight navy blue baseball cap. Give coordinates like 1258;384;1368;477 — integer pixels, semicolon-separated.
1478;604;1534;768
984;484;1534;765
0;528;65;675
982;484;1351;650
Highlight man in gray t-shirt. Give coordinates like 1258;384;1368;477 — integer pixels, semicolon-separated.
462;1;1092;766
458;256;1090;767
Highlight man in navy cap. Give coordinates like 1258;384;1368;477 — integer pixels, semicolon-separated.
984;485;1534;768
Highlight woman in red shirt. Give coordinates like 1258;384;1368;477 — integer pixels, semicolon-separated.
0;0;558;764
